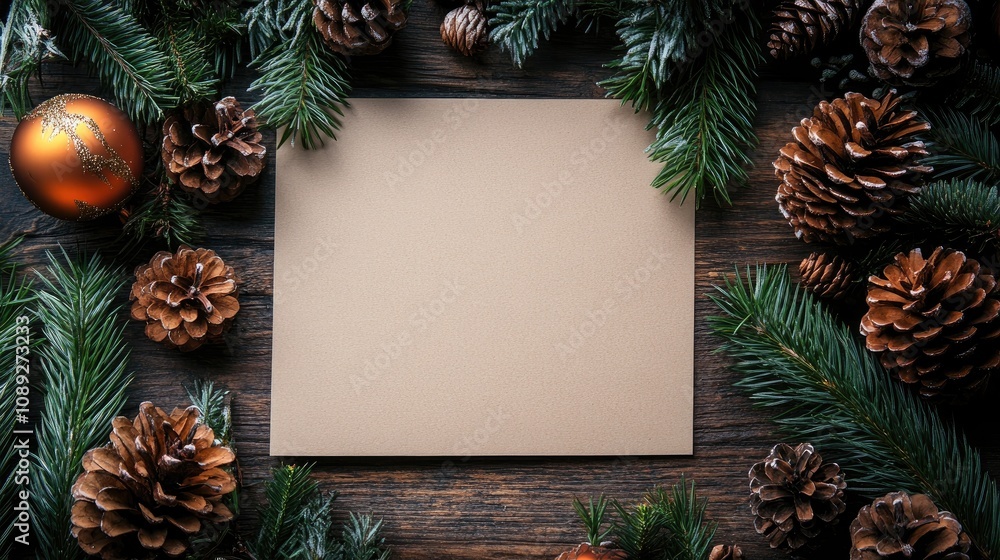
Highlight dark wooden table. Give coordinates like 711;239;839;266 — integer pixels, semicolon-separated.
2;5;996;559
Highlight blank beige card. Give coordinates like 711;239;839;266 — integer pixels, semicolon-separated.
271;98;694;456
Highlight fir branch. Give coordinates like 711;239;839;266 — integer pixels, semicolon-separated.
572;495;612;547
253;464;321;560
199;2;248;81
489;0;578;68
708;265;1000;559
248;1;351;149
0;238;34;559
654;478;715;560
154;3;219;104
52;0;178;124
120;180;204;252
341;513;391;560
899;179;1000;253
945;60;1000;127
186;379;233;447
611;502;667;560
921;106;1000;185
645;4;762;206
0;0;63;117
32;250;132;560
288;493;343;560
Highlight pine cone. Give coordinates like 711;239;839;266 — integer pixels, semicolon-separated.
850;492;971;560
749;443;847;551
130;247;240;352
313;0;407;56
555;543;626;560
775;90;931;244
768;0;861;60
162;97;266;204
709;544;745;560
860;0;973;87
70;403;236;559
441;4;488;56
800;252;857;299
860;247;1000;400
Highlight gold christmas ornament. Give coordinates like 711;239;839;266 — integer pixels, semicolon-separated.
8;94;142;221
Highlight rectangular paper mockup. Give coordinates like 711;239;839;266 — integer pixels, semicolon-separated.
271;98;694;456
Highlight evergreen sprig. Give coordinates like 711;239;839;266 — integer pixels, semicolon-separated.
253;464;322;559
0;0;63;118
288;493;342;560
248;0;352;149
610;479;715;560
52;0;178;124
922;106;1000;185
945;60;1000;127
899;179;1000;253
154;5;219;105
0;238;34;559
645;6;761;206
572;494;612;547
120;179;204;252
32;250;132;560
709;265;1000;560
341;513;391;560
489;0;578;68
186;379;233;447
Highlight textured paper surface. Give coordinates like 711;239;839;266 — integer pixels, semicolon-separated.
272;98;694;456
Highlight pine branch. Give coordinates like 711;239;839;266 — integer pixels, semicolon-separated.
186;379;233;447
898;179;1000;253
611;501;667;560
645;4;762;206
708;265;1000;559
572;495;612;547
0;238;34;559
341;513;391;560
489;0;578;68
921;106;1000;185
120;179;204;252
32;250;132;560
0;0;63;117
288;493;343;560
154;2;219;104
52;0;178;124
198;2;248;81
653;478;716;560
253;464;321;560
248;1;351;149
945;60;1000;127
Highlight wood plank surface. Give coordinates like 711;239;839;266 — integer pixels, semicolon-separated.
0;4;996;559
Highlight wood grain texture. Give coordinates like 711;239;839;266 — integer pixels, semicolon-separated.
0;4;996;558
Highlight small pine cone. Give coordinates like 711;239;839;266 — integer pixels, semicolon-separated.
441;4;488;56
130;247;240;352
800;252;857;299
775;90;931;244
162;97;266;204
555;543;626;560
768;0;861;60
850;492;971;560
71;403;236;559
709;544;745;560
860;247;1000;400
313;0;407;56
749;443;847;551
860;0;973;87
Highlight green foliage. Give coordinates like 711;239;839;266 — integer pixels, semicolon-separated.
922;106;1000;185
254;464;322;559
248;0;352;149
186;379;233;447
611;479;715;560
645;6;762;206
489;0;578;68
900;179;1000;253
612;502;666;560
945;60;1000;127
709;265;1000;559
572;494;612;547
154;6;219;105
0;0;63;117
288;493;343;560
32;250;132;560
120;179;204;252
52;0;178;124
0;238;34;559
341;513;391;560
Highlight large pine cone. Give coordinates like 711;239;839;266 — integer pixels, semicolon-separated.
800;252;858;299
768;0;861;60
860;0;973;87
860;247;1000;400
441;4;488;56
749;443;847;550
775;90;931;244
850;492;970;560
70;403;236;559
555;543;626;560
709;544;745;560
313;0;407;56
162;97;266;204
131;247;240;352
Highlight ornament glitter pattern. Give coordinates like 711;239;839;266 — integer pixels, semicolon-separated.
8;94;142;221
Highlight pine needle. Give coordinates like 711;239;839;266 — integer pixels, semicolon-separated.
612;501;668;560
119;179;204;252
899;179;1000;253
31;250;132;560
154;4;219;104
341;513;391;560
945;60;1000;127
248;0;352;149
186;379;233;447
709;265;1000;559
288;493;343;560
489;0;578;68
921;106;1000;185
654;478;716;560
572;494;612;547
0;0;63;118
254;464;321;559
0;238;34;559
52;0;177;124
